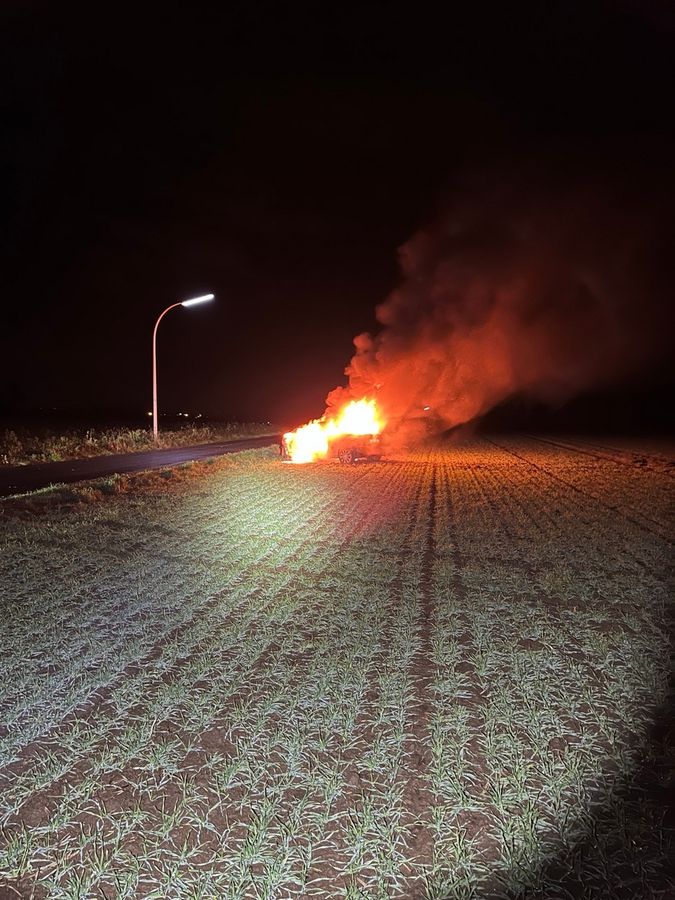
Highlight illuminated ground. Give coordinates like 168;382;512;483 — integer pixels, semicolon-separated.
0;438;672;898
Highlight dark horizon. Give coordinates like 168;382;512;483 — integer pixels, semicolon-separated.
1;2;673;430
2;371;673;438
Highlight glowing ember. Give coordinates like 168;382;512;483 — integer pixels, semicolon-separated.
283;398;384;463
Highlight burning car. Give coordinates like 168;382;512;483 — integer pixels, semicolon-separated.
280;431;381;464
331;433;382;463
281;398;384;464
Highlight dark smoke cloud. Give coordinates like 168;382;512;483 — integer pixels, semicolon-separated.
327;154;672;436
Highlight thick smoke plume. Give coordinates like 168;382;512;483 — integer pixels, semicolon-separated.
327;160;670;440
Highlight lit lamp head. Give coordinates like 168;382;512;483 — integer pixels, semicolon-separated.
181;293;215;308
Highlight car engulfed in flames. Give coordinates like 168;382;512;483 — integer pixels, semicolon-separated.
281;431;382;464
281;397;384;464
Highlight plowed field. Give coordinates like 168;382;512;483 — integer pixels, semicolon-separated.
0;438;672;898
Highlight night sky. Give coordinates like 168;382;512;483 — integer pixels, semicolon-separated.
1;2;673;428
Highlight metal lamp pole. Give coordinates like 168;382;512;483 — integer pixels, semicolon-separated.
152;293;215;440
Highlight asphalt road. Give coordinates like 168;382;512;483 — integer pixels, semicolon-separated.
0;434;281;498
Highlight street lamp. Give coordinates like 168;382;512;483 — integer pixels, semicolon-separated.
152;293;214;440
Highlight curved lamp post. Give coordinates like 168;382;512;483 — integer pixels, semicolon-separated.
152;293;215;440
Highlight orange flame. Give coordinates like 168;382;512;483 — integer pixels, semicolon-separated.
283;398;384;463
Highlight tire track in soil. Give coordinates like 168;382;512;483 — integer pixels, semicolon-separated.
496;451;670;582
521;435;675;530
430;453;520;873
299;456;433;896
526;434;674;477
397;452;439;895
515;435;673;534
484;436;673;544
475;439;670;586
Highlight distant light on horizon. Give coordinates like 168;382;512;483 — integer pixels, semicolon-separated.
181;293;215;307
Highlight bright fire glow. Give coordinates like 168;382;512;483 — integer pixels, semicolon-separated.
284;398;384;464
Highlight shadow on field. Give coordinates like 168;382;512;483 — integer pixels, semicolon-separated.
477;648;674;899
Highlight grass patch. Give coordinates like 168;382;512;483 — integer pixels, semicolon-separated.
0;422;278;466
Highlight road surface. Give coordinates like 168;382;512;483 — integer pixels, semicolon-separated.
0;434;280;497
